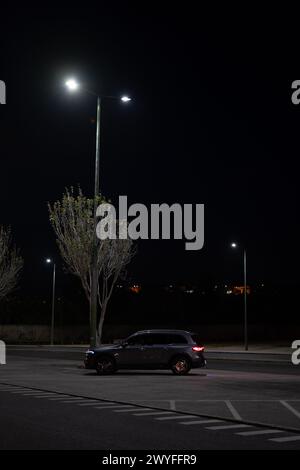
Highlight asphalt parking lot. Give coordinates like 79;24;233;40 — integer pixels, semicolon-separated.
0;346;299;439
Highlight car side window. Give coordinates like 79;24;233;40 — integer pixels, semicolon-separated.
143;334;168;345
167;334;188;344
127;335;145;345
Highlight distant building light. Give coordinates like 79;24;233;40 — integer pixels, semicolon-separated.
233;285;251;295
129;284;141;294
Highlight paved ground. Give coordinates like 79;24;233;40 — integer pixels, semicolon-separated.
0;346;299;450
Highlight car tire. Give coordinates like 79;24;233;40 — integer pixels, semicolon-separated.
170;356;191;375
96;356;117;375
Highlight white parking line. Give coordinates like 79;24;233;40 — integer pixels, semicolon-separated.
60;400;90;403
48;396;73;400
55;397;85;400
0;388;22;391
20;392;59;396
225;400;242;421
280;401;300;420
270;435;300;443
206;424;251;430
237;429;285;436
113;407;149;413
155;415;198;421
132;411;173;416
96;405;136;411
180;419;221;425
77;401;103;406
32;393;56;398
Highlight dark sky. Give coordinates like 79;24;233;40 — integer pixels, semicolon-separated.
0;6;299;293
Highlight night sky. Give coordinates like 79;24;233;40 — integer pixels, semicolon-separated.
0;7;299;295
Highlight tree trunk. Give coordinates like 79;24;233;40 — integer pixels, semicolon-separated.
97;300;108;345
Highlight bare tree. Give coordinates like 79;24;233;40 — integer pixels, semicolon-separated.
48;187;135;344
0;226;23;300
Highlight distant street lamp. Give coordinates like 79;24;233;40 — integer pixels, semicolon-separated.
64;77;131;347
46;258;56;346
65;78;79;91
230;243;248;351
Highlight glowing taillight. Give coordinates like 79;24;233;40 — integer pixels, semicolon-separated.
192;346;204;352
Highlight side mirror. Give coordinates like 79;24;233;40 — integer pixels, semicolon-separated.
121;341;128;348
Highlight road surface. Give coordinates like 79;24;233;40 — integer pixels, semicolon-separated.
0;346;299;450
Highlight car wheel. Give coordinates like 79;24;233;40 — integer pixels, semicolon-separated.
96;356;116;375
170;356;191;375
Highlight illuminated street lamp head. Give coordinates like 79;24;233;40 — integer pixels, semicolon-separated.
231;242;237;248
65;78;79;91
121;95;131;103
46;258;52;264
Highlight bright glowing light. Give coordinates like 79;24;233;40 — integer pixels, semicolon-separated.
65;78;79;91
46;258;52;264
231;242;237;248
121;96;131;102
192;346;205;352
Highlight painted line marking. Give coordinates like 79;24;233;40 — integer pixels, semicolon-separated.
32;393;56;398
54;397;85;400
77;401;104;406
20;392;59;396
280;401;300;420
133;411;174;417
95;405;136;411
270;435;300;443
60;400;90;403
48;397;73;400
0;388;24;391
92;403;134;408
156;415;198;421
14;392;51;395
206;424;251;430
180;419;221;425
170;400;176;411
225;400;242;421
237;429;285;436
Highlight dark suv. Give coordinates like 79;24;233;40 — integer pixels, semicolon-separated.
84;329;206;375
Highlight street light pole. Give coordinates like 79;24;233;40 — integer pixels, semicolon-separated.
243;248;248;351
230;243;248;351
90;96;101;348
64;78;131;347
50;262;56;346
46;259;56;346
